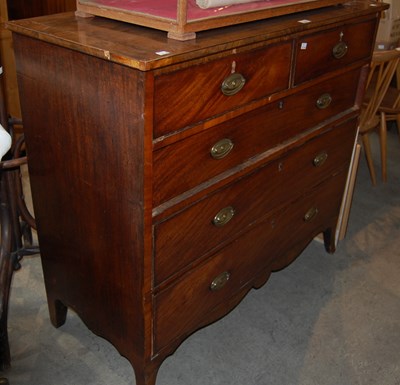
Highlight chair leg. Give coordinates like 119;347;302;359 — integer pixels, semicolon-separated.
396;114;400;144
361;133;377;186
379;112;388;182
0;175;14;371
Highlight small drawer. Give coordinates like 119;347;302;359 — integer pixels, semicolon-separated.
153;117;357;285
153;68;361;205
153;42;292;137
294;18;376;84
154;170;348;353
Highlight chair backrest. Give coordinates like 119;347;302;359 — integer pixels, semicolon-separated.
0;65;12;160
0;65;8;129
394;62;400;108
379;55;400;114
359;48;400;132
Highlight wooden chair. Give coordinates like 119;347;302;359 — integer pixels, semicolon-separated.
378;61;400;141
0;61;39;382
359;48;400;185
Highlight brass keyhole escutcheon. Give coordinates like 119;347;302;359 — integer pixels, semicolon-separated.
210;271;230;291
212;206;235;227
316;93;332;109
332;41;348;59
304;207;319;222
221;73;246;96
313;151;328;167
210;138;234;159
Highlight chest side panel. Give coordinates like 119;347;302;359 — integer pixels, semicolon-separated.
13;34;149;362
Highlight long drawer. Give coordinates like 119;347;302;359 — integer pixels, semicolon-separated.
153;41;292;137
153;69;361;205
154;169;348;353
153;117;357;286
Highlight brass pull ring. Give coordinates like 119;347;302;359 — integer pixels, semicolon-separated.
304;207;319;222
210;271;230;291
212;206;235;227
332;41;348;59
210;138;234;159
313;151;328;167
221;73;246;96
316;93;332;109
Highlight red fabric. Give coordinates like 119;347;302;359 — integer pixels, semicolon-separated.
81;0;299;21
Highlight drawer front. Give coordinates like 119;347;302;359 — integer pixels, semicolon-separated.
294;18;376;85
153;118;357;285
153;42;292;137
153;68;360;205
154;170;348;352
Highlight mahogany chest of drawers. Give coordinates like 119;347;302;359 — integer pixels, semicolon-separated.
8;2;385;384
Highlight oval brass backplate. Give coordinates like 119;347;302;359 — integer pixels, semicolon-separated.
210;271;230;291
316;93;332;109
332;41;348;59
313;151;328;167
221;73;246;96
210;138;234;159
304;207;319;222
212;206;235;227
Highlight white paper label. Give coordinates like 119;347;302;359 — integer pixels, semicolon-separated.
156;51;170;56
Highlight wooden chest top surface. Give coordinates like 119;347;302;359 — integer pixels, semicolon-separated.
7;1;387;70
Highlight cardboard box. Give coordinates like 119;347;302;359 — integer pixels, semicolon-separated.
376;0;400;50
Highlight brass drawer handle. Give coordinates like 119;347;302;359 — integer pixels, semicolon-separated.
313;151;328;167
221;73;246;96
304;207;319;222
332;41;348;59
316;93;332;109
210;138;234;159
212;206;235;227
210;271;230;291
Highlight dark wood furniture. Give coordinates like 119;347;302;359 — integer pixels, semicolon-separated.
8;2;386;384
0;2;75;381
0;0;76;119
6;0;75;20
0;64;39;373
